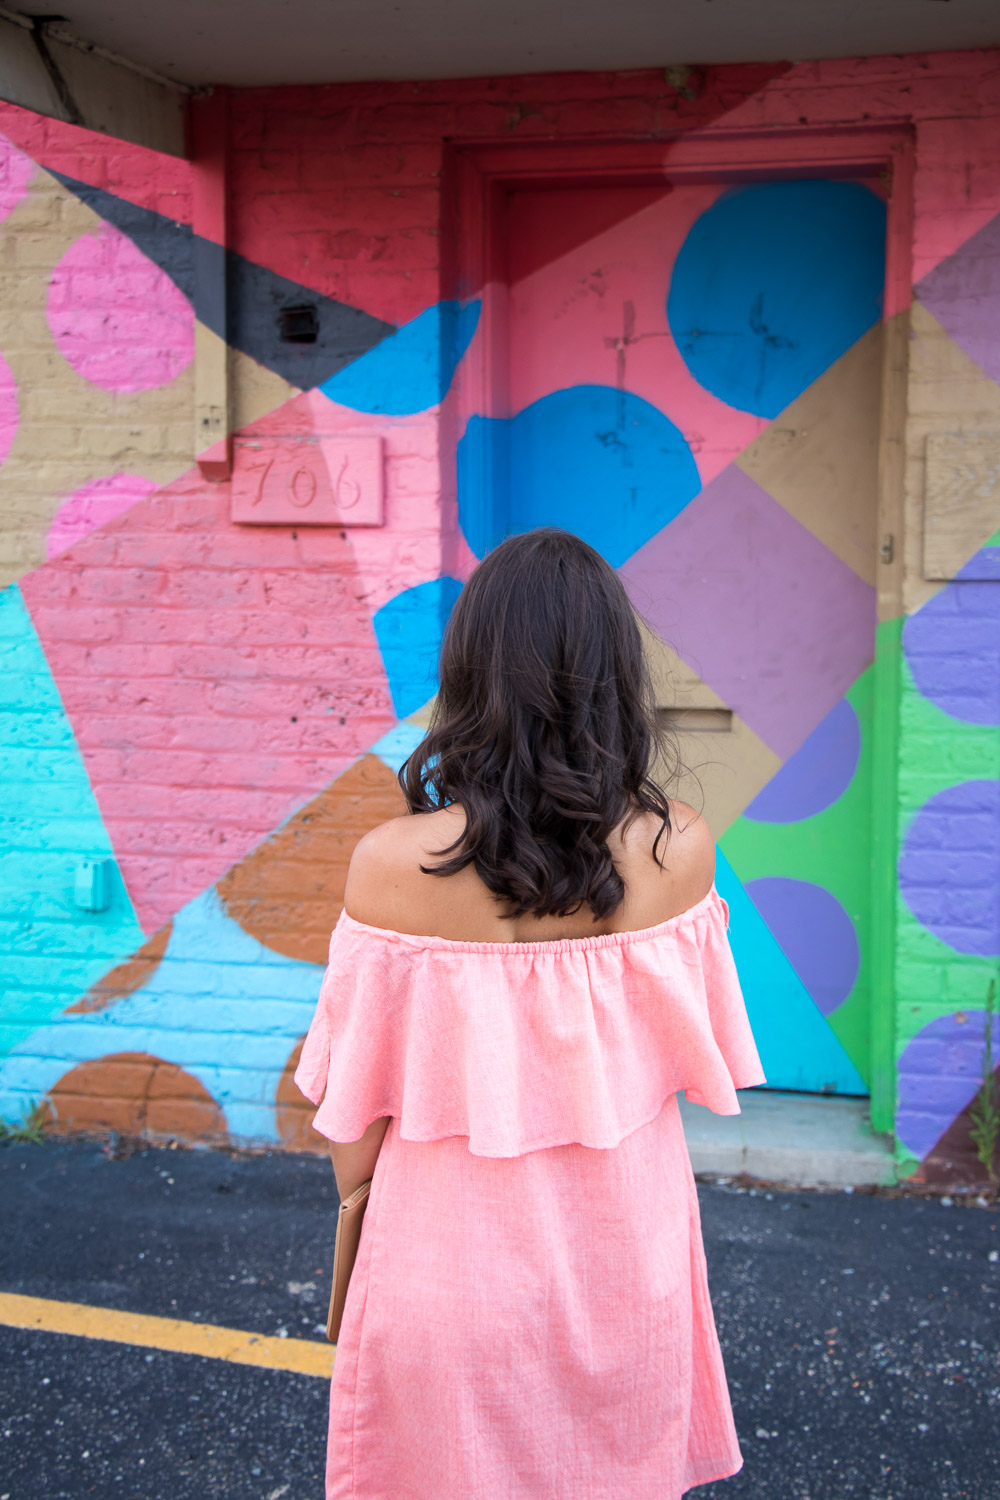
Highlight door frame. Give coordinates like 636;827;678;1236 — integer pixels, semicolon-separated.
445;124;915;1134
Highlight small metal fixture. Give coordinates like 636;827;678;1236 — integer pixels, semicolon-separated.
25;13;84;126
74;859;111;912
879;533;895;565
278;304;319;344
663;65;704;101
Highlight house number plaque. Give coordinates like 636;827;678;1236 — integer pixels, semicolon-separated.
231;433;384;526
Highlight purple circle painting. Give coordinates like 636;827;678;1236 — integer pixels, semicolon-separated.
745;877;860;1016
744;698;860;823
898;780;1000;957
902;546;1000;726
896;1009;1000;1160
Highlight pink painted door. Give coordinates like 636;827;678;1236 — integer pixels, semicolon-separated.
458;177;886;1094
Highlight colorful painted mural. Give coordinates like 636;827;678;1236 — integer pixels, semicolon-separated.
0;53;999;1181
458;174;883;1096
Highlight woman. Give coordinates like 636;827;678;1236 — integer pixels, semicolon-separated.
295;527;765;1498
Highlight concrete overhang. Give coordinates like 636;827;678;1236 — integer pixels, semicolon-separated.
0;0;998;155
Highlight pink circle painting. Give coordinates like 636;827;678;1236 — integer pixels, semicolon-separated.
47;223;194;393
0;133;33;223
47;473;159;559
0;350;18;466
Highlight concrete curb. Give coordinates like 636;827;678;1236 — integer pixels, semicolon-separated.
680;1089;897;1188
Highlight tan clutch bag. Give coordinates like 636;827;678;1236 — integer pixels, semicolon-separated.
326;1178;372;1343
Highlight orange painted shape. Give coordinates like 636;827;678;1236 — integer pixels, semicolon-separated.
216;753;406;966
46;1053;227;1146
276;1037;326;1154
66;924;173;1014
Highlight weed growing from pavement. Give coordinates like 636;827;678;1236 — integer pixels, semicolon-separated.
969;979;999;1196
0;1098;49;1144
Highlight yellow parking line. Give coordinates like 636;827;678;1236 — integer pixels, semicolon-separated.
0;1292;335;1379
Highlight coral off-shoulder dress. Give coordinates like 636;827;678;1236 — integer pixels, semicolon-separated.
294;884;765;1500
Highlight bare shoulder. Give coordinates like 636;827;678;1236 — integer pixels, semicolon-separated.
343;806;468;930
619;800;715;924
664;800;716;892
666;799;715;864
620;799;711;860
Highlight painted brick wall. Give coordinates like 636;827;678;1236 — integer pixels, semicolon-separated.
0;131;192;588
0;126;195;1087
894;559;1000;1181
1;53;999;1178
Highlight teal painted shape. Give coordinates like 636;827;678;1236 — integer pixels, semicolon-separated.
0;886;323;1144
370;722;426;776
715;847;868;1095
0;585;144;1070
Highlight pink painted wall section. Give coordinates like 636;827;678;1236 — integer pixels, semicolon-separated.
0;132;33;221
19;470;396;934
0;110;191;220
224;63;794;325
507;183;766;488
696;52;1000;293
235;388;454;615
219;54;1000;331
47;475;159;560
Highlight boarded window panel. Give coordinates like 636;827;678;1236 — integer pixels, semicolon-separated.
923;432;1000;581
639;621;780;838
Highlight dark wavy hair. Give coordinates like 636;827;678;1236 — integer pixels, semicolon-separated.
398;528;675;920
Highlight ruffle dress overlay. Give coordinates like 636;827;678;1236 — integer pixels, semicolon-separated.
295;885;765;1500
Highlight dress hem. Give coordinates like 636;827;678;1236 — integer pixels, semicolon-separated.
682;1455;744;1494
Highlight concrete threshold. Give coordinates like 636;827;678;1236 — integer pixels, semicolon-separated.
680;1089;897;1188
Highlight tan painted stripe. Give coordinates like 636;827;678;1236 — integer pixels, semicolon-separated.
0;1292;335;1379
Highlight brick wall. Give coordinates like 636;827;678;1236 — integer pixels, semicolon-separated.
1;54;999;1177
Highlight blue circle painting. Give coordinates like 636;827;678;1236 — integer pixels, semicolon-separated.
667;180;886;418
458;385;700;566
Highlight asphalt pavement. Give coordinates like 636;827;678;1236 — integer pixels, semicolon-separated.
1;1138;998;1500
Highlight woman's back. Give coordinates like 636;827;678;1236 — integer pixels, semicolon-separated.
296;817;764;1499
343;801;717;945
293;528;765;1497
